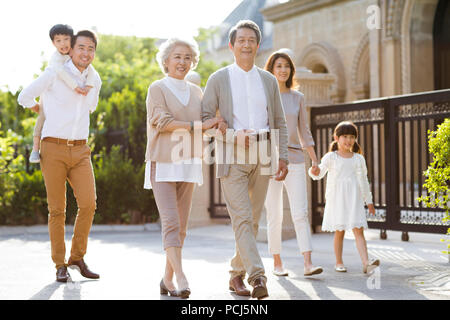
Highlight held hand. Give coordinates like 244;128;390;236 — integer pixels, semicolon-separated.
368;204;376;216
216;119;228;136
202;117;224;131
30;104;40;113
202;118;216;130
75;87;88;96
310;164;320;176
274;159;289;181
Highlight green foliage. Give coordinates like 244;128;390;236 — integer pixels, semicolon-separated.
0;124;47;225
418;118;450;253
0;31;222;225
0;90;28;134
93;146;156;224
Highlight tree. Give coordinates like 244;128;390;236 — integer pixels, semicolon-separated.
0;31;224;225
419;118;450;256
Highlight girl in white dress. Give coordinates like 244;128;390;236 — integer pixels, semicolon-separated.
309;121;380;274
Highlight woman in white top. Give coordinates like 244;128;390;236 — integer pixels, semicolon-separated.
309;121;380;274
263;51;323;277
144;38;223;298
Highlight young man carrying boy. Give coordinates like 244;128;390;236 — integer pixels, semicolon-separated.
18;30;102;282
29;24;99;163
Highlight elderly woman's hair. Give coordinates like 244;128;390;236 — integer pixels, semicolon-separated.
156;37;200;74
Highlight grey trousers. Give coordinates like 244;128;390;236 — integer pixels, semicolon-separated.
220;160;270;286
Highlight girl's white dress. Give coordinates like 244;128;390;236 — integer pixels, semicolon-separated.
308;151;373;231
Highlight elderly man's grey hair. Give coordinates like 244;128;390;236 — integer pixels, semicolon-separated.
156;37;200;74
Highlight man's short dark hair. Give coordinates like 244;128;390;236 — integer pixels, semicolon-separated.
49;24;74;41
71;30;98;50
228;20;261;46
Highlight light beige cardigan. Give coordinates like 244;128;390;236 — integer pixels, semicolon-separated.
145;79;203;162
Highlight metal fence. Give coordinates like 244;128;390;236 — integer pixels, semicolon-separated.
310;89;450;240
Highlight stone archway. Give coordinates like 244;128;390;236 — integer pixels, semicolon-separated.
400;0;439;93
298;41;346;103
351;32;370;100
433;0;450;89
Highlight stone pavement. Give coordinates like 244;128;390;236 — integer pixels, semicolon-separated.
0;223;449;300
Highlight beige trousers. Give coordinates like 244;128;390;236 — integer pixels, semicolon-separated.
40;140;96;269
220;143;271;286
150;162;195;250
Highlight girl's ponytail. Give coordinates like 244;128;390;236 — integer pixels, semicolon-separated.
352;141;363;155
329;141;339;152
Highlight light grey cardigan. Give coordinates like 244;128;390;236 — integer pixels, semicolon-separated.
201;66;289;178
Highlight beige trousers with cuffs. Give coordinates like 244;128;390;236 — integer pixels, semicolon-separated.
150;162;195;250
40;140;96;269
219;141;271;286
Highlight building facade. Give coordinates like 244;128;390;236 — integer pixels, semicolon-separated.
189;0;450;232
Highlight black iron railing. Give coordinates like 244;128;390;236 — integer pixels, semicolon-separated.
310;89;450;239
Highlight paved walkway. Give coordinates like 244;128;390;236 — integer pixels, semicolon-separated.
0;224;449;300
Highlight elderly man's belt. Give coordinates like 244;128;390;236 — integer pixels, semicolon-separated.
43;137;87;146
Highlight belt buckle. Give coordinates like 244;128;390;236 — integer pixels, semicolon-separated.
67;140;75;147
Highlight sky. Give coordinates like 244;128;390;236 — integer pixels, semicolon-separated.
0;0;248;93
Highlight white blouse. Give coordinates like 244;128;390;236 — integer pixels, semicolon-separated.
308;151;373;231
143;76;202;190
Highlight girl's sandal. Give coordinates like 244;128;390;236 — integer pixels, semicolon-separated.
363;259;380;274
335;265;347;272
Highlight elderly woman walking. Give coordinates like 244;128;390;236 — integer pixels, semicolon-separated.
144;38;223;298
263;51;323;277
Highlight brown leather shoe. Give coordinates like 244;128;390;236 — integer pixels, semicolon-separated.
67;258;99;279
251;277;268;300
56;266;70;283
229;276;251;296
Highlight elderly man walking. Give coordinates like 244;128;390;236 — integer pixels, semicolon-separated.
202;20;289;299
18;30;102;282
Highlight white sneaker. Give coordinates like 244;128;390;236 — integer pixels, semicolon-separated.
29;150;40;163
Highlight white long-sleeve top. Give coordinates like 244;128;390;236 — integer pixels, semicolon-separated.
308;151;373;231
18;59;102;140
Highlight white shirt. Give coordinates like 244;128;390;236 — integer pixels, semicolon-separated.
18;60;102;140
143;76;202;190
228;63;269;132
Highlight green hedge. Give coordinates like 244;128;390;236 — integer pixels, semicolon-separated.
0;127;158;225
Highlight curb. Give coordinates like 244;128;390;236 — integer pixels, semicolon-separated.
0;223;161;237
